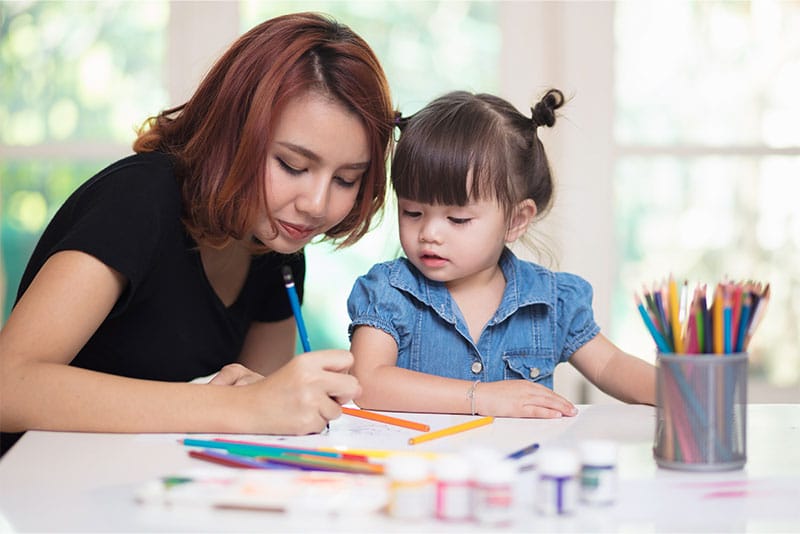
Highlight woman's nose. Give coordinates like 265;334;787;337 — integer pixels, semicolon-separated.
296;178;328;218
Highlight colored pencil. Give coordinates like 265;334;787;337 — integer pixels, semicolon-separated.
316;447;440;460
409;416;494;445
341;407;430;432
282;265;311;353
713;284;724;354
183;439;342;460
265;453;385;475
506;442;540;460
744;283;769;350
723;288;733;354
653;289;672;346
188;449;292;470
668;275;683;353
735;292;751;353
635;294;672;353
209;438;368;462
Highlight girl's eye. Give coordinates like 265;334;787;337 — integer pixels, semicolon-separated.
449;217;472;225
402;209;421;218
277;158;304;175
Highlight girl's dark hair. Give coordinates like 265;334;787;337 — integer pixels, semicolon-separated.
391;89;564;220
134;12;394;250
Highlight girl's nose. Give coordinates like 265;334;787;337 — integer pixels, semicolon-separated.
418;219;442;244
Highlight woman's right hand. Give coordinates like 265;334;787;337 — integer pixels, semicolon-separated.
238;350;361;435
474;379;578;418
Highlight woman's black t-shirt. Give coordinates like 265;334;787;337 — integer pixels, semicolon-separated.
1;151;304;453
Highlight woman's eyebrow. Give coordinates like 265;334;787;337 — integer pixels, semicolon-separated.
277;141;370;170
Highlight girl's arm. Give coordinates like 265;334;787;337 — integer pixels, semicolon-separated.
568;333;656;405
350;325;577;418
0;251;359;436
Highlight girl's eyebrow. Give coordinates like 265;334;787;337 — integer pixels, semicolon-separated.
277;141;370;170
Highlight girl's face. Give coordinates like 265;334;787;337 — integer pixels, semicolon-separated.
398;196;511;287
253;91;370;253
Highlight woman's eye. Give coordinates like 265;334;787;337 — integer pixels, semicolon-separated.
334;176;359;188
277;158;303;175
449;217;472;225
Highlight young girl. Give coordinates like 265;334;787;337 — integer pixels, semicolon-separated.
347;90;655;418
0;12;393;455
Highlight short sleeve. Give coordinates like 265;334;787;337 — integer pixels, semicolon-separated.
17;153;181;316
347;262;406;347
55;165;171;287
555;272;601;361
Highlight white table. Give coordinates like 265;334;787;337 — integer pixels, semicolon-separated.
1;404;798;532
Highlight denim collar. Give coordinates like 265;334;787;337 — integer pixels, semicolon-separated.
388;248;554;326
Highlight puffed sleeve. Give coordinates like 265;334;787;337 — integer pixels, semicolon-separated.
347;262;407;347
555;272;601;361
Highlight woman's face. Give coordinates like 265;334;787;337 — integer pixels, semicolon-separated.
254;91;370;253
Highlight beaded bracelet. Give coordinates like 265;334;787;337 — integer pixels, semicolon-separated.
467;380;481;416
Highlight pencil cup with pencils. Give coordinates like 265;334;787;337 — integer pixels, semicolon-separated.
654;352;747;471
636;276;769;471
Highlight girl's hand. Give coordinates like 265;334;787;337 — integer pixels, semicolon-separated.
474;379;578;418
239;350;361;435
207;363;265;386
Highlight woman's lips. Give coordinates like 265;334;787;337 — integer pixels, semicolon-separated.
279;221;318;241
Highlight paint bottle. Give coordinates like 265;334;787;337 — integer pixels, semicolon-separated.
536;448;579;515
472;458;516;526
385;454;433;520
579;440;618;506
433;454;472;521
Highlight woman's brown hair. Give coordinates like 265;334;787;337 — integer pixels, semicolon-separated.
134;12;393;249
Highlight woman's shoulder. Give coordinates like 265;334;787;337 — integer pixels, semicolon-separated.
91;151;176;190
72;152;180;210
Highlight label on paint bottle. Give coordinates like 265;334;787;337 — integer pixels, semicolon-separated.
536;448;579;516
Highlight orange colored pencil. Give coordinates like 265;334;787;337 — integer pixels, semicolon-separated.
341;407;430;432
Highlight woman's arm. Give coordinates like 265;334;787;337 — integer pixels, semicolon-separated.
568;333;656;405
350;325;576;417
0;251;359;435
237;318;297;377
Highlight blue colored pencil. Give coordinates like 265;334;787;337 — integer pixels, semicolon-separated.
507;442;540;460
735;293;751;353
723;290;732;354
182;438;341;459
282;265;311;353
636;294;673;353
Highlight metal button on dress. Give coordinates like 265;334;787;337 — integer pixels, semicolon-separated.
529;367;541;379
471;361;483;374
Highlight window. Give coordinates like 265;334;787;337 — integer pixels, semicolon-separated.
612;1;800;388
1;1;167;318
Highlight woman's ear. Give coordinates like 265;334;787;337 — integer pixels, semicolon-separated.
505;199;537;243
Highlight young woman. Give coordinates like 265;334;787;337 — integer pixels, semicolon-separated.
348;90;655;417
0;12;394;455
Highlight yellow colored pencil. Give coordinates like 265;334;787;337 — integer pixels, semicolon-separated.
408;416;494;445
668;275;683;353
316;447;440;460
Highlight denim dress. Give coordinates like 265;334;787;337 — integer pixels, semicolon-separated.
347;248;600;389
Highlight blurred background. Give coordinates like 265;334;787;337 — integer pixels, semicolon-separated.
2;1;798;402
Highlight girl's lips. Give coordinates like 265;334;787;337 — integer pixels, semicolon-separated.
419;253;448;268
279;221;318;241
